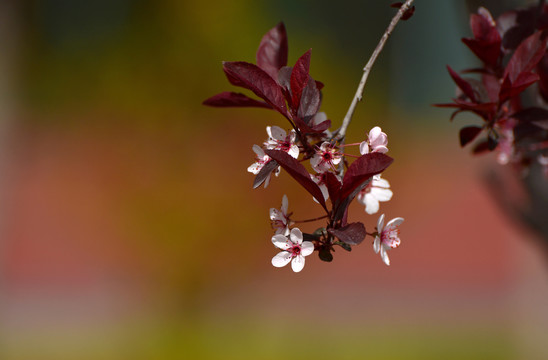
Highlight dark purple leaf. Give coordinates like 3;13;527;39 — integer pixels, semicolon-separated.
472;139;490;154
332;153;393;221
532;120;548;129
340;153;393;200
447;66;478;102
290;50;311;111
315;80;324;91
499;72;539;103
203;92;273;109
462;10;501;67
459;125;483;147
504;31;547;82
328;222;366;246
318;248;333;262
511;107;548;122
264;149;328;212
311;119;331;132
536;51;548;102
223;61;288;117
323;172;341;204
297;77;321;119
252;160;279;189
256;22;288;80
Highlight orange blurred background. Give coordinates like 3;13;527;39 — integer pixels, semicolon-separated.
0;1;547;359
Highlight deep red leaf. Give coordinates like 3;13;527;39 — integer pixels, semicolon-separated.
328;222;366;246
536;51;548;102
459;125;483;147
472;139;490;154
297;77;321;119
256;22;288;80
311;119;331;132
462;10;501;67
203;91;273;109
264;149;328;212
470;9;498;41
499;72;539;103
331;153;393;221
504;31;547;82
532;120;548;129
510;107;548;122
447;66;477;102
290;50;311;111
461;38;501;68
323;172;341;204
223;61;288;117
340;153;393;200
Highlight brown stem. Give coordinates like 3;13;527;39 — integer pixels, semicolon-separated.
293;214;330;224
335;0;414;141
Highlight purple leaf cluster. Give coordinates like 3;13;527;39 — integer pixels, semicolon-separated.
436;6;548;169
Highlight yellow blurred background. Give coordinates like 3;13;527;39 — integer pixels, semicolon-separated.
1;0;547;359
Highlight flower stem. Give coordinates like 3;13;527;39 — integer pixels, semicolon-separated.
293;214;330;223
335;0;414;141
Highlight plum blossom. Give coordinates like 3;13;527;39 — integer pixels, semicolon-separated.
360;126;388;155
247;145;279;187
373;214;404;266
311;142;342;173
271;228;314;272
270;194;292;235
356;174;393;214
264;126;299;159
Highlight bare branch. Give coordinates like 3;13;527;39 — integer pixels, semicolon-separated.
335;0;415;141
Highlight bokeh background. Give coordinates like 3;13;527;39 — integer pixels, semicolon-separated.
1;0;547;359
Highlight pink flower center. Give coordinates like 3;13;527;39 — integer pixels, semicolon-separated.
290;245;301;256
381;226;401;248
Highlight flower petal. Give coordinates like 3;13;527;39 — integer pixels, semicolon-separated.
272;234;291;250
247;162;262;174
377;214;385;231
370;187;393;202
380;247;390;266
291;255;306;272
288;145;299;159
270;208;283;221
364;194;380;215
386;217;404;228
368;126;382;141
290;228;303;245
373;236;381;254
268;125;286;140
359;141;370;155
252;144;265;156
272;251;292;267
301;241;314;256
281;194;289;214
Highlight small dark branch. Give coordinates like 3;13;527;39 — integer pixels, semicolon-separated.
293;214;330;224
335;0;414;141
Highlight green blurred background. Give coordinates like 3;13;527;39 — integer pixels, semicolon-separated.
1;0;547;359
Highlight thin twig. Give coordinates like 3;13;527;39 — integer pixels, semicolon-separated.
335;0;414;141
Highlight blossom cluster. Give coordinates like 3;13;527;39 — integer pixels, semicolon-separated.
437;6;548;176
204;23;404;272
